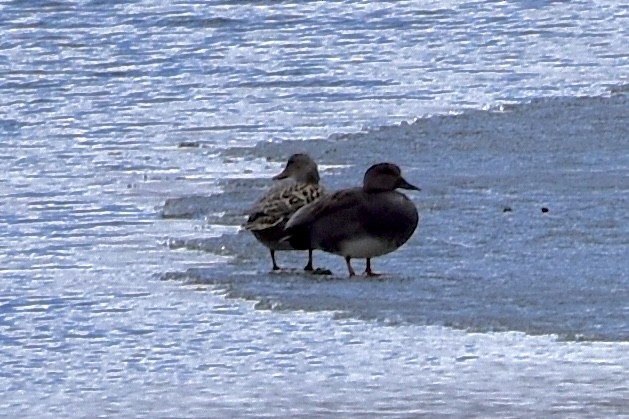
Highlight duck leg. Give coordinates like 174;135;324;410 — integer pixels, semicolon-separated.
345;256;356;277
304;249;314;271
364;258;382;277
270;250;280;271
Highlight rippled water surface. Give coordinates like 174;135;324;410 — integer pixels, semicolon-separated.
1;0;628;416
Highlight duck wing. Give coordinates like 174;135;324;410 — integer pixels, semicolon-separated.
245;183;325;231
285;187;362;230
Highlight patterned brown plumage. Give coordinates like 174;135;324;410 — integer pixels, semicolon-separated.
246;182;325;231
244;154;325;271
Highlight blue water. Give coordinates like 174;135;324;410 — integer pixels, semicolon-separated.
1;1;628;416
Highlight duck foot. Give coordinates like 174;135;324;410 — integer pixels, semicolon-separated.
303;249;314;271
270;250;281;271
364;271;382;277
345;256;357;277
363;258;383;277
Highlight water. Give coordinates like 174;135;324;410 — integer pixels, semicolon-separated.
1;0;628;416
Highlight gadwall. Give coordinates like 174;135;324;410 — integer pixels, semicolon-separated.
245;154;325;271
283;162;419;277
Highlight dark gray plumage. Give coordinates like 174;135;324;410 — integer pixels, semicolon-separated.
284;162;420;277
244;154;325;271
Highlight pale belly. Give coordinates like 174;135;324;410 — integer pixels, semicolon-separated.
338;237;397;259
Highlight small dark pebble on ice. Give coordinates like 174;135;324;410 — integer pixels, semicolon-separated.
541;207;549;213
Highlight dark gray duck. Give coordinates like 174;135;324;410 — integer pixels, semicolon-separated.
244;154;325;271
283;162;419;277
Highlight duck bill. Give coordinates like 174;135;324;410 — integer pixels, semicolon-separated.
272;168;290;180
399;177;421;191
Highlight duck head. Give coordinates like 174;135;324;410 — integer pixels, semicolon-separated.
273;153;320;184
363;162;421;192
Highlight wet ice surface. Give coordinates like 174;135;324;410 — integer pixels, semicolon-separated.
169;94;629;342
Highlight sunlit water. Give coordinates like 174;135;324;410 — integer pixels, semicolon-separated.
1;0;628;416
